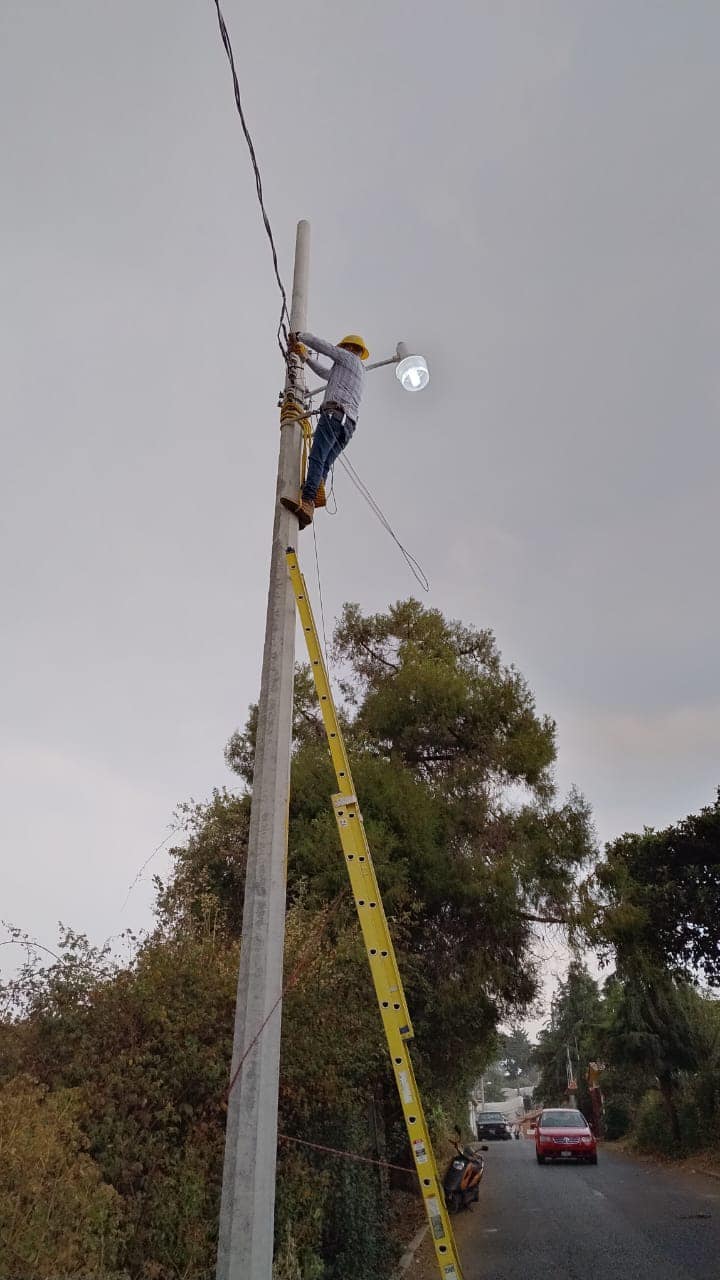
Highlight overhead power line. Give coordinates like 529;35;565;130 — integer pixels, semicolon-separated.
210;0;290;357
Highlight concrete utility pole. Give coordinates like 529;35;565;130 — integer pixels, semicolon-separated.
216;220;310;1280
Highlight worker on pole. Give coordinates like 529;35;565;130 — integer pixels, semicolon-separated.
281;330;370;528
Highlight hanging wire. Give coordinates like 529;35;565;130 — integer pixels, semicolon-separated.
336;453;430;592
312;522;331;670
211;0;290;357
325;463;338;516
307;412;429;591
208;7;429;575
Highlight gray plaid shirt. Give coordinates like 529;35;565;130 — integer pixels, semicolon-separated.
299;332;365;422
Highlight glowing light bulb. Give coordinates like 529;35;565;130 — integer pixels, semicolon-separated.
395;353;430;392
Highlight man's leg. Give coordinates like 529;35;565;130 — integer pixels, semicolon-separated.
303;413;339;502
280;412;337;528
321;420;354;485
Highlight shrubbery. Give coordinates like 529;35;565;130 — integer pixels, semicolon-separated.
602;1097;632;1141
0;1076;124;1278
633;1087;707;1157
633;1091;680;1156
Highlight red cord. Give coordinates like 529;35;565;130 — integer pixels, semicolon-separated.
278;1132;415;1176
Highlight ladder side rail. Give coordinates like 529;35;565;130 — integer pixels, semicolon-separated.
286;549;465;1280
287;551;355;794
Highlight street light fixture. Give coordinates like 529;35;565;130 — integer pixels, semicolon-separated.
395;350;430;392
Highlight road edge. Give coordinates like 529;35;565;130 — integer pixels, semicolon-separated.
396;1223;429;1275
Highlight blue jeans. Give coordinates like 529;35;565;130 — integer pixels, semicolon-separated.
302;411;355;501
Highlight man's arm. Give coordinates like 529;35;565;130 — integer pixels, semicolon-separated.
305;354;331;380
297;331;355;367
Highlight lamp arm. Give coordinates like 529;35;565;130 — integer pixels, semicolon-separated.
365;355;401;371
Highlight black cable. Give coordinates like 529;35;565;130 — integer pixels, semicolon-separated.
211;0;290;357
326;463;338;516
336;453;430;592
310;412;429;591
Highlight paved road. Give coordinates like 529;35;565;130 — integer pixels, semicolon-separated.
429;1139;720;1280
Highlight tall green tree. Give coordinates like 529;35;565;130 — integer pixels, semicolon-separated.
591;793;720;1145
594;794;720;983
498;1026;535;1081
533;961;602;1110
226;598;595;1088
600;963;703;1145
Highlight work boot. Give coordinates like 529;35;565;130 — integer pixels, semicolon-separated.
315;480;327;509
298;498;315;529
280;493;314;529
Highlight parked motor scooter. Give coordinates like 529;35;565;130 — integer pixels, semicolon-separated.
443;1128;488;1213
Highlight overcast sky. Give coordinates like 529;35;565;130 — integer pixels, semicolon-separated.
2;2;718;1007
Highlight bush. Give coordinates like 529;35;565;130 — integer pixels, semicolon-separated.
633;1087;705;1156
634;1091;677;1156
319;1109;397;1280
603;1098;632;1141
273;1230;323;1280
0;1076;125;1279
678;1096;703;1152
689;1068;720;1147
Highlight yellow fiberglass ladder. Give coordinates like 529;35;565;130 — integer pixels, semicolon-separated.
286;548;464;1280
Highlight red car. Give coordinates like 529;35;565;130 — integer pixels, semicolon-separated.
535;1108;597;1165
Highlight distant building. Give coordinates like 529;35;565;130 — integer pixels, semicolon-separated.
518;1109;543;1136
469;1086;532;1133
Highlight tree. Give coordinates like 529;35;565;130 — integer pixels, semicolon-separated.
600;964;706;1146
477;1068;510;1104
498;1027;535;1082
226;598;595;1095
590;793;720;1145
533;962;603;1111
594;794;720;983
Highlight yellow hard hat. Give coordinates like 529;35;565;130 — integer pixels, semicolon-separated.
338;334;370;361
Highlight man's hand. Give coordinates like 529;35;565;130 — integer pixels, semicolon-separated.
288;332;307;358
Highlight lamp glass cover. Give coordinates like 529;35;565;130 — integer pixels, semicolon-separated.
395;354;429;392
